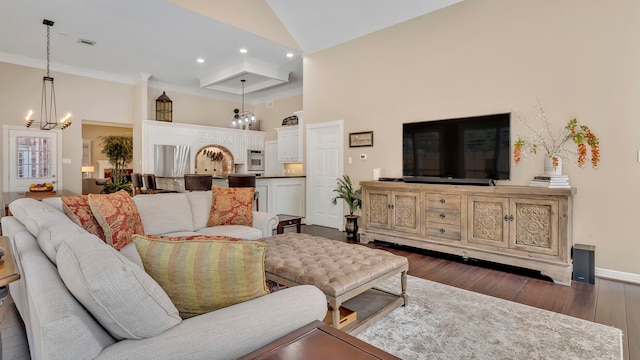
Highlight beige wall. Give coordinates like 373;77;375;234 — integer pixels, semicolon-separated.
303;0;640;275
147;87;239;127
256;95;303;141
146;87;302;140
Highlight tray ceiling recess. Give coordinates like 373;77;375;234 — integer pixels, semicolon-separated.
199;62;290;94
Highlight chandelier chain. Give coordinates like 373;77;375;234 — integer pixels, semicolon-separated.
46;22;50;77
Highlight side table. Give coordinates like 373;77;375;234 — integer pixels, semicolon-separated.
276;214;303;234
238;320;399;359
3;190;79;216
0;236;21;356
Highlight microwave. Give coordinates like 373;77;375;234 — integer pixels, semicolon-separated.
247;150;265;171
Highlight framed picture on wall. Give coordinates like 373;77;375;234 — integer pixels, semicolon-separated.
349;131;374;147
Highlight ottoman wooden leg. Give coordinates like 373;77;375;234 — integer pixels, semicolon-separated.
329;298;342;328
401;271;409;306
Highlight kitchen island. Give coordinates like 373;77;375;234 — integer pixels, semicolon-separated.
156;175;305;217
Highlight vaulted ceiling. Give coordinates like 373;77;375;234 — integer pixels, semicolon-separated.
0;0;462;102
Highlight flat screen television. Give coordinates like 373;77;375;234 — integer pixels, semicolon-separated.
402;113;511;185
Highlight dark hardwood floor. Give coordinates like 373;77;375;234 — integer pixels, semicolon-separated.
303;225;639;360
1;225;638;360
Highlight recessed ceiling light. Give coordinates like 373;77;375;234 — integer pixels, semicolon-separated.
196;58;205;63
286;53;294;58
240;48;248;54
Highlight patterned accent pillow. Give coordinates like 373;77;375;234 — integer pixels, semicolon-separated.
207;185;254;227
61;195;106;242
133;234;269;319
88;190;145;250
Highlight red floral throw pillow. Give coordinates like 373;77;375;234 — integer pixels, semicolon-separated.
88;190;145;250
207;185;254;227
61;195;106;242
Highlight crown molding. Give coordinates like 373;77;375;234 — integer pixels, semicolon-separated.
0;52;137;85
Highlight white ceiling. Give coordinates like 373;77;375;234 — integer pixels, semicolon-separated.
0;0;462;103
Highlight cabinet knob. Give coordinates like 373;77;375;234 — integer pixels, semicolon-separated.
439;228;446;233
387;204;394;209
439;213;446;219
439;198;446;204
504;215;514;222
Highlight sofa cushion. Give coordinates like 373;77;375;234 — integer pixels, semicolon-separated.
61;195;106;241
195;225;263;240
8;198;73;237
37;223;87;264
207;185;254;227
133;193;194;235
133;235;270;319
56;234;181;340
186;191;212;231
88;190;145;250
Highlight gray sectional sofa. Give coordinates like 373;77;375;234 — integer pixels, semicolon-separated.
1;191;327;360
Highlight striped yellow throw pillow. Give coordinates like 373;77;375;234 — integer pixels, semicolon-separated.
132;235;270;319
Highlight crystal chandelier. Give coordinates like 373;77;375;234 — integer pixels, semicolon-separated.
25;19;72;130
231;79;256;130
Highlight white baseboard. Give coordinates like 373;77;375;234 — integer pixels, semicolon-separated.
595;267;640;284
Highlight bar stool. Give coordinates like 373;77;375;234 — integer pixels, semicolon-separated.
131;173;144;195
184;174;213;191
227;174;258;211
143;174;157;194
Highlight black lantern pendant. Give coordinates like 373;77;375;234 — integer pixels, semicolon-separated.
155;91;172;122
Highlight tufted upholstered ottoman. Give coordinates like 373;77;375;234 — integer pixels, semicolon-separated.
262;233;408;334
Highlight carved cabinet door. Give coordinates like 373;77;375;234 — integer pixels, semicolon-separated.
509;198;559;256
364;190;392;230
390;191;421;235
364;190;421;234
467;196;510;248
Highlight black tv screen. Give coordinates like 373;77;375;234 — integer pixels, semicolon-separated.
403;113;511;184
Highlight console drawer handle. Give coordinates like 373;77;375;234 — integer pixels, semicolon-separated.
439;228;446;233
439;213;446;219
439;199;446;204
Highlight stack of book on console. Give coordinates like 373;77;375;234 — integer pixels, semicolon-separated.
529;175;571;188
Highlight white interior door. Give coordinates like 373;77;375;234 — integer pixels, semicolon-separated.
306;120;343;229
3;126;62;192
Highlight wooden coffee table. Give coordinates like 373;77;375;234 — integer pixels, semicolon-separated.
238;320;399;359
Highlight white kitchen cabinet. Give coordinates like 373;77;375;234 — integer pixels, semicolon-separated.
246;131;265;150
276;126;302;162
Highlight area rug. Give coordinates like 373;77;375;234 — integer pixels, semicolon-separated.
356;275;623;360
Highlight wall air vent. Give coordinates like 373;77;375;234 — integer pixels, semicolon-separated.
78;38;96;46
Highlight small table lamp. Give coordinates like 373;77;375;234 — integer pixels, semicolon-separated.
82;166;95;178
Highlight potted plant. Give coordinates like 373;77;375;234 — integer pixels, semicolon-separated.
99;136;133;194
331;175;362;239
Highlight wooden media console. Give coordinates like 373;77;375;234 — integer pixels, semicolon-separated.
360;181;576;285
